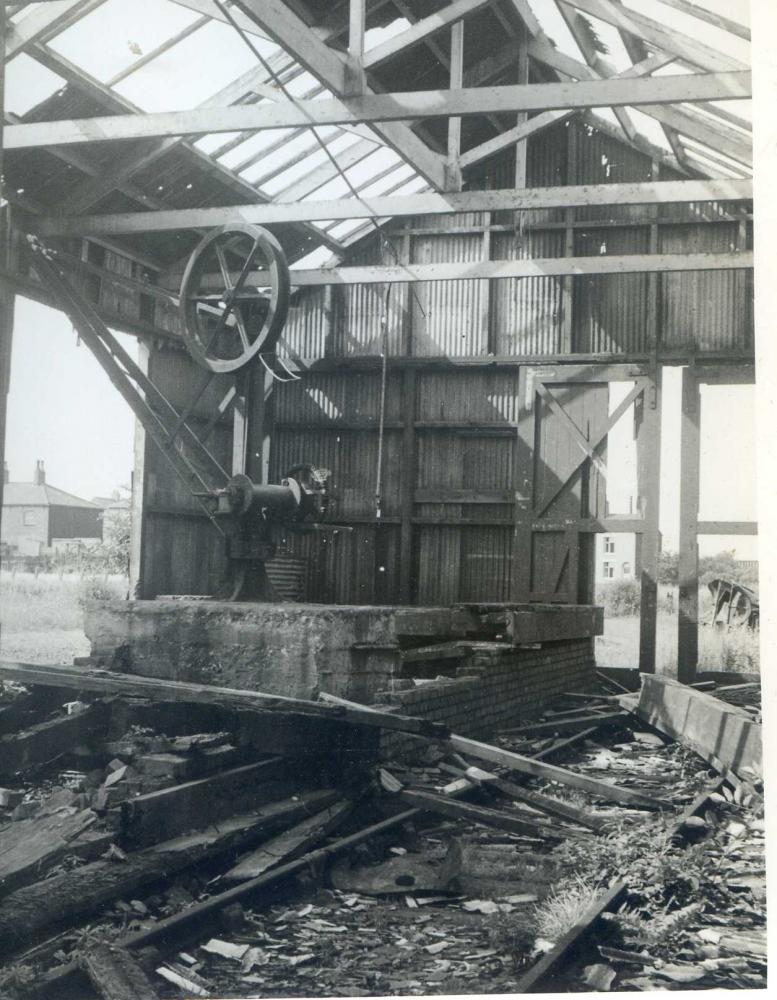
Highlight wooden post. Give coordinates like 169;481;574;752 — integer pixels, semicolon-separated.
0;8;13;526
636;371;662;673
398;368;417;603
445;20;464;191
561;123;577;353
677;366;701;682
511;366;533;600
345;0;366;95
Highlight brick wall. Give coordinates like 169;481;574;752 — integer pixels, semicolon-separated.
375;638;595;758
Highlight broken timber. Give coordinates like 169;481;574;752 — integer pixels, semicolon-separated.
621;675;762;780
0;702;106;777
0;788;339;958
223;797;352;882
446;734;670;809
0;661;448;739
80;943;158;1000
397;787;579;840
321;690;668;809
499;710;627;737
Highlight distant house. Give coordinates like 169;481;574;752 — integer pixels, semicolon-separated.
594;533;637;585
1;461;103;558
91;491;131;535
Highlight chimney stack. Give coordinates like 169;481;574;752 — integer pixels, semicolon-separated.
33;460;45;485
3;462;8;485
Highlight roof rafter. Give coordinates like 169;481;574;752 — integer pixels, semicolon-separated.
20;41;345;253
362;0;494;71
5;0;104;60
559;0;748;73
526;36;752;168
231;0;447;189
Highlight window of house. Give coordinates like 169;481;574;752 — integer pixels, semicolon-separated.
603;561;614;579
604;536;615;553
622;562;631;576
23;509;37;526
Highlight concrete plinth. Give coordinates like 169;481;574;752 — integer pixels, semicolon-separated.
84;599;602;710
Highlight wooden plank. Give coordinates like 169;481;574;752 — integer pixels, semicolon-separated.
0;661;448;739
80;944;158;1000
447;764;604;832
38;178;753;235
625;674;762;780
398;787;573;839
120;759;294;848
515;880;628;991
0;808;96;897
532;727;601;760
0;703;106;777
499;711;626;737
222;796;352;882
11;73;749;148
637;370;662;673
446;734;670;808
697;520;758;535
190;252;753;287
0;792;333;959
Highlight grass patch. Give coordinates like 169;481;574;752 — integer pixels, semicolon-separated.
532;875;602;943
0;571;127;633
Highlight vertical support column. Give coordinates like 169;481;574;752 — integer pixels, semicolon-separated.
514;23;529;190
398;368;417;603
346;0;366;94
244;368;274;485
636;371;662;674
561;123;577;353
445;19;464;191
511;366;533;601
0;7;11;522
677;367;701;683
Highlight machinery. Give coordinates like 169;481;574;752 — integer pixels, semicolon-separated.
26;225;334;601
707;577;760;630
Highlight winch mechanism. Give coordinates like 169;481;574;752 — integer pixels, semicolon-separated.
26;225;336;601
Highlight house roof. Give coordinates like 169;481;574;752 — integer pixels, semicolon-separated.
3;483;103;510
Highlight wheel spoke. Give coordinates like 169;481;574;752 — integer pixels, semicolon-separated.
234;310;251;352
215;243;234;291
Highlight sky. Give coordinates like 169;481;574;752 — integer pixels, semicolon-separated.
3;295;759;561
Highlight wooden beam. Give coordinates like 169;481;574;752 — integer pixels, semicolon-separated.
7;72;750;149
677;368;701;683
37;177;753;235
397;787;573;839
199;251;751;287
363;0;493;70
559;0;748;73
446;734;671;808
80;944;158;1000
637;370;662;674
232;0;446;190
624;675;762;779
5;0;98;60
460;51;672;169
0;661;449;739
446;19;465;190
697;520;758;535
649;0;750;41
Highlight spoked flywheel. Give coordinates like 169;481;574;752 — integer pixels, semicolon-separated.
180;224;290;374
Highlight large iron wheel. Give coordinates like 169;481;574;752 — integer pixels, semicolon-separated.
180;224;290;374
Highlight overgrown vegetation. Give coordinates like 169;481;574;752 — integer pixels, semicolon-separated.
0;571;127;633
595;578;641;617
